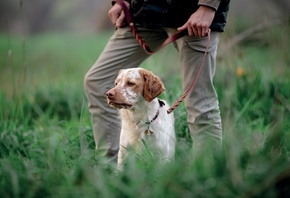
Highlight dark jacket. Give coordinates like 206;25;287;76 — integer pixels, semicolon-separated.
127;0;230;32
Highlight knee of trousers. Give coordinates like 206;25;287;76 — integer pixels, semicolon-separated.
84;71;97;95
186;101;222;139
84;70;109;101
84;70;116;118
186;96;221;123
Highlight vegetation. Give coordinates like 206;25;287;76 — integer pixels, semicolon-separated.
0;23;290;197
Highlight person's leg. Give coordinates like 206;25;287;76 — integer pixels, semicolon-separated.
172;30;222;158
84;27;168;159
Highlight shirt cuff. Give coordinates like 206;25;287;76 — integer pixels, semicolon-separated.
198;0;221;11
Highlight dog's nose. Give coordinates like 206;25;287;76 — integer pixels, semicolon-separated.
106;89;115;97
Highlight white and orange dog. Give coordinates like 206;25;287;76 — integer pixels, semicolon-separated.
106;68;175;169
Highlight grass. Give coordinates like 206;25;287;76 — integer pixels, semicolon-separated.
0;23;290;197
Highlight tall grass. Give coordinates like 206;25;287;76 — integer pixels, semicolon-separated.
0;24;290;197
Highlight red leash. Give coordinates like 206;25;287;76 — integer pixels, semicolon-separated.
113;0;211;113
167;30;211;114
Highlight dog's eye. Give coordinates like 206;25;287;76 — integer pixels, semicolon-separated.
127;81;135;86
114;82;118;86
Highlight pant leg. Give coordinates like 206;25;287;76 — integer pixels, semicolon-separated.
84;27;167;159
173;30;222;156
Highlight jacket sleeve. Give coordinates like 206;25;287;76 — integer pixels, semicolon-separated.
198;0;221;11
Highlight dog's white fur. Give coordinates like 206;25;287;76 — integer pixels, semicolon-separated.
106;68;175;169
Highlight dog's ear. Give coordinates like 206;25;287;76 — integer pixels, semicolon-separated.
140;69;165;102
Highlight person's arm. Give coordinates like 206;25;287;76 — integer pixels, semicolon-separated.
177;0;221;37
108;0;130;28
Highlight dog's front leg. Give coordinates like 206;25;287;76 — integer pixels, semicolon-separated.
117;145;127;170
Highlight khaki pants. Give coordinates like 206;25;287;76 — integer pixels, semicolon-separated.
84;27;222;159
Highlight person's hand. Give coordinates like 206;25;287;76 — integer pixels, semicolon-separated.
177;6;215;37
108;1;130;28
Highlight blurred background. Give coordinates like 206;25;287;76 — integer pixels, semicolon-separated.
1;0;290;35
0;1;290;197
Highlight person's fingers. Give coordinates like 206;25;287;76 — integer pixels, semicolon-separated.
177;24;187;32
202;26;208;37
178;20;209;37
193;26;199;37
202;28;205;37
116;11;125;27
197;26;202;37
108;11;117;25
108;4;123;26
195;23;210;37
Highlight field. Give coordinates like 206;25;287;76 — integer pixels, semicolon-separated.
1;23;290;197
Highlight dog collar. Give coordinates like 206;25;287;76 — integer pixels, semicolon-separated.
143;99;165;135
145;99;165;125
145;109;159;125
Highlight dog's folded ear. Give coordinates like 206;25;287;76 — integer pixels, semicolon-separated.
140;69;165;102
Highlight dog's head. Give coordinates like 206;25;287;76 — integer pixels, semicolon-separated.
106;68;165;109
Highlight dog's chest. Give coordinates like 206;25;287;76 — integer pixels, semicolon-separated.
120;110;159;139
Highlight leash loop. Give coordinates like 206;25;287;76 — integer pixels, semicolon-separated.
167;29;211;114
114;0;187;54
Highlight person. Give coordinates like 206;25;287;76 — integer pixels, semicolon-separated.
84;0;231;161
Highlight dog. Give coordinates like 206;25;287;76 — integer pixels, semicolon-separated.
106;68;175;169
